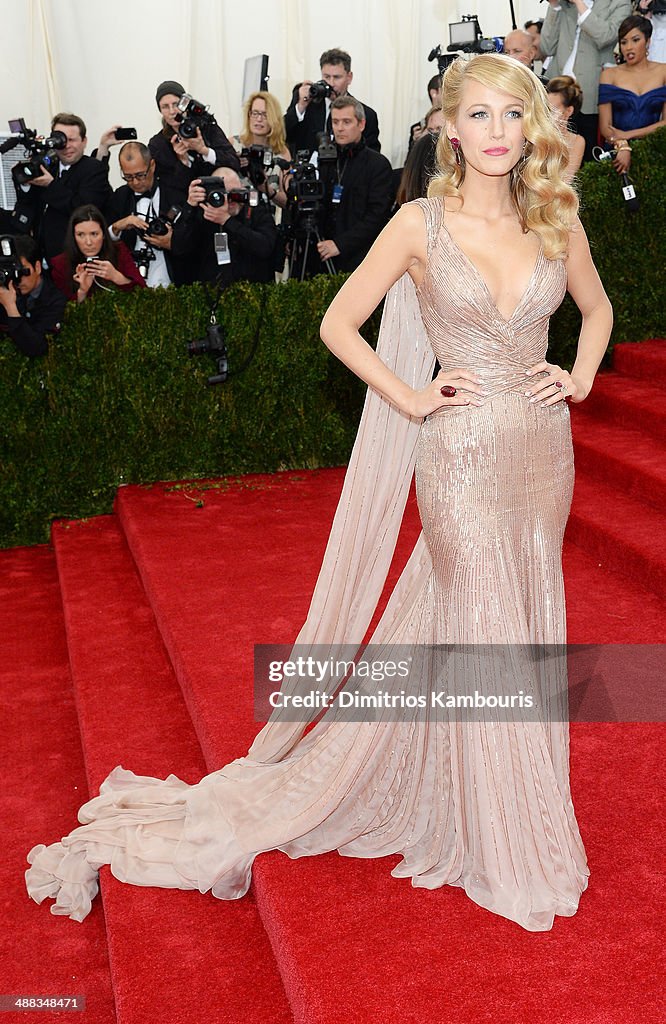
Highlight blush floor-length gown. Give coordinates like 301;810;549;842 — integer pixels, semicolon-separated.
25;196;590;933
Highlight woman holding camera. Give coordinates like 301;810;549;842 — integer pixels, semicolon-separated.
50;204;145;302
598;14;666;172
149;80;241;200
237;91;291;211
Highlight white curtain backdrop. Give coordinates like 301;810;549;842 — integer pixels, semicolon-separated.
1;0;545;180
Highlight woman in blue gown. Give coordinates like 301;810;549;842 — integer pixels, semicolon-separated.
598;14;666;173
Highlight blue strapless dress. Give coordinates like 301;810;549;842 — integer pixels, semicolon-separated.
597;83;666;132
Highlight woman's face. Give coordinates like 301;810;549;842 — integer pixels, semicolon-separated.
249;97;270;138
449;79;526;177
620;28;648;65
74;220;104;258
159;93;182;130
548;92;574;127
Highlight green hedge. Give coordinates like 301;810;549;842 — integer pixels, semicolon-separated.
1;131;664;549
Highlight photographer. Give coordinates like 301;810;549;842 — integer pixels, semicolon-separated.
12;113;112;261
50;204;145;302
149;81;240;200
238;92;291;211
316;96;393;273
285;48;381;156
108;142;189;287
171;168;278;286
0;235;66;357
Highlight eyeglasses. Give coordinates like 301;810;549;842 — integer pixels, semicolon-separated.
249;110;268;120
121;170;151;183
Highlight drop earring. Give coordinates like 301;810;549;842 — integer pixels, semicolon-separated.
450;137;461;166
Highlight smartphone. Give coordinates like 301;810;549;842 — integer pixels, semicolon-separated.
114;127;138;141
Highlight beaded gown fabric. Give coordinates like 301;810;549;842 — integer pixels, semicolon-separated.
25;196;589;932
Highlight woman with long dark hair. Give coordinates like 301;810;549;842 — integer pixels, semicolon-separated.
50;204;145;302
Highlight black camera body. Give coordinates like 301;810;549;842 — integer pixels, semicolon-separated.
175;94;217;140
0;235;30;288
197;177;259;209
139;205;182;238
240;144;275;188
3;118;67;187
309;80;335;102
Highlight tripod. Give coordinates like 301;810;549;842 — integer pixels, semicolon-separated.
289;209;336;281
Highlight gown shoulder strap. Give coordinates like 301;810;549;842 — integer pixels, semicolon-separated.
409;195;446;260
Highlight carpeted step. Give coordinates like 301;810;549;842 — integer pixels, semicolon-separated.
0;546;115;1023
570;411;666;512
580;370;666;444
612;338;666;384
567;473;666;599
563;538;666;643
51;517;293;1024
115;469;665;1024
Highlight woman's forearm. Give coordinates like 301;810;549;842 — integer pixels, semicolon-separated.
320;316;415;413
611;121;665;141
570;302;614;399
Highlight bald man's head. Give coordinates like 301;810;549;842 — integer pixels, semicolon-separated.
503;30;537;67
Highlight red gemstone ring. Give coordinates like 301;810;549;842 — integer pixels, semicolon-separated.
555;381;564;389
440;385;457;397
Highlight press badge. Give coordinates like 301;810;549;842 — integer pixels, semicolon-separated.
332;183;344;204
214;232;231;265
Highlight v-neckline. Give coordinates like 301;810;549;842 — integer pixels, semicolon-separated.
442;220;543;325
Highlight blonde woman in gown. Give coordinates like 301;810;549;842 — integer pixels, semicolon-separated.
25;56;613;933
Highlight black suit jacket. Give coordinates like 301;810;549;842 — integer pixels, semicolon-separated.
284;90;381;156
0;274;67;356
171;201;278;286
322;143;393;272
13;156;113;261
148;123;241;201
108;179;190;285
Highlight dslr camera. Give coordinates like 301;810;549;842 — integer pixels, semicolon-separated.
196;177;259;209
0;235;30;288
240;144;278;190
138;204;182;238
309;80;335;102
1;118;67;187
175;94;217;140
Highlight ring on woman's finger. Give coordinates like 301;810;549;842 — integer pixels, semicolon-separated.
554;381;564;389
440;385;457;397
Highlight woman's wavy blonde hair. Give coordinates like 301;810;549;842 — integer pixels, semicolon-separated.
428;54;578;260
240;91;289;154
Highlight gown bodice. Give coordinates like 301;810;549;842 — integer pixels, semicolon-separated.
411;196;568;401
597;83;666;133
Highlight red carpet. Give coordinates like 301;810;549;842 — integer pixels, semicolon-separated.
0;547;114;1024
4;339;665;1023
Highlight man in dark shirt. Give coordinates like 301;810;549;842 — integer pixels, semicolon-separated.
12;113;112;261
285;48;381;156
0;235;67;356
171;167;277;286
317;97;393;274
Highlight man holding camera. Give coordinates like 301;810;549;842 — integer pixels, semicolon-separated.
12;114;112;261
0;235;67;357
150;81;240;200
541;0;632;160
108;142;188;288
285;48;381;156
315;96;392;274
171;167;278;286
